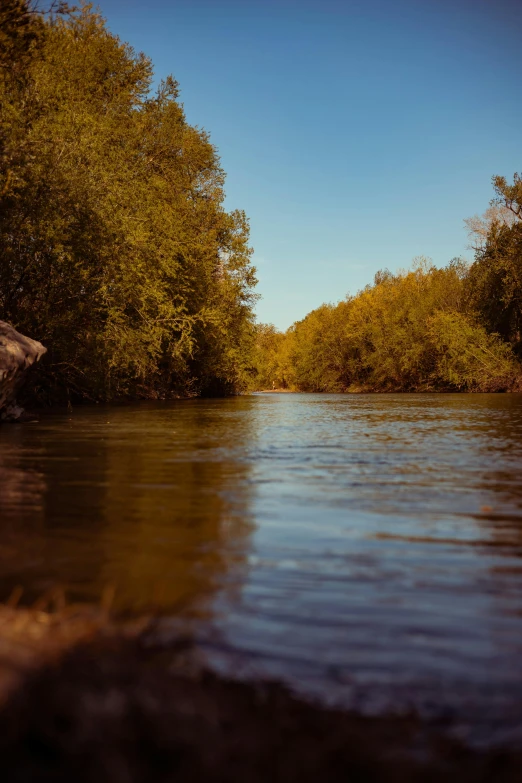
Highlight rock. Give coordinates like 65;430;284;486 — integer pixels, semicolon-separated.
0;321;46;422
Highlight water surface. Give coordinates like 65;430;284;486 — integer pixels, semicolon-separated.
1;393;522;742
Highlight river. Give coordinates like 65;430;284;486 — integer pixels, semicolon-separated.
1;393;522;743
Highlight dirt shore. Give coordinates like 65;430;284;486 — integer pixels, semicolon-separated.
253;388;295;393
0;603;519;782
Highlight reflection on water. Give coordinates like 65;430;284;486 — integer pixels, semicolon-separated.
0;399;255;613
1;393;522;739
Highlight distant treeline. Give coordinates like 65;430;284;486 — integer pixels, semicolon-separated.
251;177;522;393
0;1;257;404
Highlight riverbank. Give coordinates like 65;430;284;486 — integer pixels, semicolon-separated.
0;602;519;782
254;388;295;393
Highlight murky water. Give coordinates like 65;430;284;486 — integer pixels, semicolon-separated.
1;393;522;742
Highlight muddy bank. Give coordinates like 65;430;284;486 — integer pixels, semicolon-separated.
0;604;519;782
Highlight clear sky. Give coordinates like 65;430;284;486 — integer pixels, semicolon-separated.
96;0;522;330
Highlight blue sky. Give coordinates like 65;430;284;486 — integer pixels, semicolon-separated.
98;0;522;330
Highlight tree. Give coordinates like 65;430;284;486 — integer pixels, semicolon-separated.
260;257;520;393
249;324;287;390
466;173;522;357
0;0;44;199
0;2;257;403
428;311;518;391
466;222;522;356
464;205;516;251
493;172;522;221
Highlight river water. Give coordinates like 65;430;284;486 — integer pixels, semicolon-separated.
1;393;522;743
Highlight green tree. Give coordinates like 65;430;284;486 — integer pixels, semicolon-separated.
265;257;520;394
0;2;257;403
248;323;288;390
428;311;519;391
493;172;522;221
466;173;522;357
0;0;44;199
284;302;352;392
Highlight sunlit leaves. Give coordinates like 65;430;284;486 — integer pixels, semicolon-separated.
255;258;521;393
0;2;257;402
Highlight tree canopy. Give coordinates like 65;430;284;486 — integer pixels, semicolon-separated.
466;174;522;358
250;190;522;394
0;1;257;403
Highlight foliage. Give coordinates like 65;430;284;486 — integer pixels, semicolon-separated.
466;222;522;357
252;257;521;393
427;311;518;391
464;204;516;252
0;2;257;403
248;324;288;390
252;172;522;395
493;172;522;221
283;302;352;392
465;174;522;358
